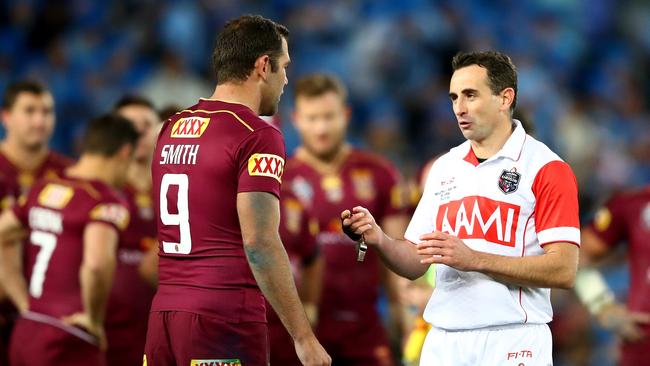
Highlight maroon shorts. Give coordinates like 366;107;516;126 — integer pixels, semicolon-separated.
317;319;393;366
144;311;268;366
9;316;105;366
106;322;148;366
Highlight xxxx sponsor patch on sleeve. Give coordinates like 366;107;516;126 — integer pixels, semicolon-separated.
247;153;285;182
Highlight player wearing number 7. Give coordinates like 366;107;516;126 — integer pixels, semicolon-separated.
0;114;139;366
146;15;330;366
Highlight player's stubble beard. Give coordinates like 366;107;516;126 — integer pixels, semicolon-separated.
305;134;345;163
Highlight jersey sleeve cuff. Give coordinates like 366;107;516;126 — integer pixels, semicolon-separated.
537;226;581;247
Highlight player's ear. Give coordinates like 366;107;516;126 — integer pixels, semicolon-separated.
0;110;9;128
117;143;134;160
500;88;515;113
254;54;271;81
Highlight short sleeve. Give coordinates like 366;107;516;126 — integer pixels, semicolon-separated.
88;201;130;232
404;163;438;245
237;127;286;199
532;160;580;246
587;195;627;247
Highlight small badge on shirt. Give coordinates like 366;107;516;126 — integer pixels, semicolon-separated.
283;198;303;234
170;117;210;138
351;169;376;201
248;153;284;182
497;168;521;194
37;183;74;209
90;203;130;230
190;359;241;366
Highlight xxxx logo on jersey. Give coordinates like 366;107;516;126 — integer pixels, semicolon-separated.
190;360;241;366
171;117;210;138
436;195;520;247
248;153;284;182
90;203;130;231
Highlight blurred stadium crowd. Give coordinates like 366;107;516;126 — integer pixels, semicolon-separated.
1;1;649;365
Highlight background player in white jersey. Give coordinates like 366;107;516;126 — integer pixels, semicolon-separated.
342;51;580;365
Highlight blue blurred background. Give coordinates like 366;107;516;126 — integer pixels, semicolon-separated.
1;1;649;364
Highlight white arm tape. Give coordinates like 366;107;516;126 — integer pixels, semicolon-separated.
574;267;615;315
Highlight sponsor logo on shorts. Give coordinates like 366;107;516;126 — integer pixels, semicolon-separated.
171;117;210;138
248;153;284;182
190;359;241;366
142;354;147;366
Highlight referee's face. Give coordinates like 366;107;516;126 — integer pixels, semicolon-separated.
449;65;502;143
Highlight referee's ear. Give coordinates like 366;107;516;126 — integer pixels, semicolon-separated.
499;87;516;114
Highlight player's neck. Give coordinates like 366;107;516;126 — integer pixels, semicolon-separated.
469;118;515;160
208;83;261;115
295;143;351;175
0;139;48;171
67;156;120;187
127;161;151;192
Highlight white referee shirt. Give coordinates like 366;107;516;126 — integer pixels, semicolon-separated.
405;120;580;330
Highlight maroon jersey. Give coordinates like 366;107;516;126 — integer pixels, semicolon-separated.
588;186;650;364
12;174;129;319
0;151;73;209
151;99;286;323
105;184;157;365
283;149;403;325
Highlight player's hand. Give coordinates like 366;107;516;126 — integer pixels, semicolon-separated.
61;312;107;351
295;336;331;366
416;231;479;271
597;303;650;343
340;206;384;246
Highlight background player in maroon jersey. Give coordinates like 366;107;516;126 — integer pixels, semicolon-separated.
0;114;138;366
0;80;72;365
105;95;161;366
146;15;330;366
269;188;324;365
283;73;408;365
576;187;650;366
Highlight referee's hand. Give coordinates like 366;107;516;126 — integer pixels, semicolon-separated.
340;206;384;247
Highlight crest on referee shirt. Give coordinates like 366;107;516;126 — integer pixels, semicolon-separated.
498;168;521;194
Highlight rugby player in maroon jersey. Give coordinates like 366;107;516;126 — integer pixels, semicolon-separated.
146;15;329;366
577;187;650;366
283;73;409;365
0;114;139;365
0;80;72;365
104;95;161;366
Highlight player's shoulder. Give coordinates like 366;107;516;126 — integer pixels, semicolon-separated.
606;186;650;207
520;134;565;168
45;151;74;169
347;148;398;174
168;99;280;138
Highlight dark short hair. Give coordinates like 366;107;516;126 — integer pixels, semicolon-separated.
452;51;518;112
2;80;50;110
81;114;140;156
294;73;348;101
158;104;182;121
212;15;289;84
113;95;155;111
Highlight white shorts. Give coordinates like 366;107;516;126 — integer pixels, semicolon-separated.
419;323;552;366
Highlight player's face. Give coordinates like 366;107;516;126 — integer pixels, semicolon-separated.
3;92;55;150
449;65;503;143
260;37;290;116
293;92;348;159
117;105;160;163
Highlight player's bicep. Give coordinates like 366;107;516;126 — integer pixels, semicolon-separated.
82;222;119;272
237;191;281;247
